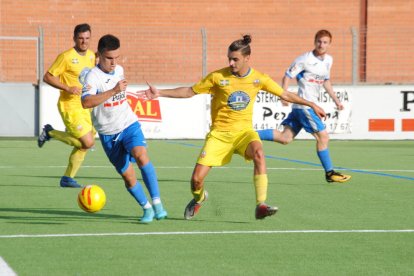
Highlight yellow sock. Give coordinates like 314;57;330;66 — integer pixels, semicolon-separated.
192;188;205;203
64;148;87;178
49;130;82;148
254;174;268;205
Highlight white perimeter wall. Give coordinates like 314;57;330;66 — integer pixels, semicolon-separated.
39;84;414;140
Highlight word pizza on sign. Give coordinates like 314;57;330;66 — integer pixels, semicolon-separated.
126;91;162;122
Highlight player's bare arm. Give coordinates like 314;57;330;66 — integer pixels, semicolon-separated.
280;75;293;106
43;72;82;95
279;90;326;118
323;80;344;110
144;82;195;100
82;79;127;108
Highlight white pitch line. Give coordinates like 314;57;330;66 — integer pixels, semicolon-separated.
0;165;413;173
0;229;413;239
0;257;17;276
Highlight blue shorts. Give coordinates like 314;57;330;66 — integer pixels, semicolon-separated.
99;122;146;175
282;108;326;135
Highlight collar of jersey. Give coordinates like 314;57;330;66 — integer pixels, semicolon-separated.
231;67;251;78
312;50;325;61
97;64;116;75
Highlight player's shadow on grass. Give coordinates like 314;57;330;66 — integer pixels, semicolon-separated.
80;177;191;185
10;175;192;184
0;208;249;225
4;175;122;187
0;207;136;224
37;175;120;181
158;178;191;184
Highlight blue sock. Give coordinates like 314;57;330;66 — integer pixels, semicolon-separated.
140;162;160;200
257;129;274;141
127;181;148;207
317;149;333;172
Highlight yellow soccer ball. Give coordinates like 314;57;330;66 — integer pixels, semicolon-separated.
77;185;106;213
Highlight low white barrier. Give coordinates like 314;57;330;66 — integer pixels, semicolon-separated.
39;84;413;140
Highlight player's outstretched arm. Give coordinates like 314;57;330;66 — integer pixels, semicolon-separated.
142;82;161;100
280;90;326;119
144;82;196;100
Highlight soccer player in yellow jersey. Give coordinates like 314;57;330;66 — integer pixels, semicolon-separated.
144;35;326;220
39;23;96;188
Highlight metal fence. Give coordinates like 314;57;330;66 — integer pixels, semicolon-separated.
0;26;413;85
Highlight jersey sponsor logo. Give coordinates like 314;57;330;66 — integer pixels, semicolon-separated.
112;92;126;102
126;91;162;122
307;74;325;85
308;78;325;85
104;99;126;107
219;79;230;86
227;91;250;111
71;58;79;64
103;91;127;107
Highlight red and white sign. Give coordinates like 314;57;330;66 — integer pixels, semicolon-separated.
127;91;162;122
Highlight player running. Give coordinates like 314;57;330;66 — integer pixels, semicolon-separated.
144;34;326;220
257;30;351;183
39;23;96;188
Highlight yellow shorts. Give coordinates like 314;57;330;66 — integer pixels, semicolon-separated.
58;101;93;139
196;128;261;167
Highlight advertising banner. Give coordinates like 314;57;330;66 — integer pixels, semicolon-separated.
39;84;210;139
253;88;352;137
39;84;413;140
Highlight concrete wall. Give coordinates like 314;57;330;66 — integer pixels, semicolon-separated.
34;84;414;140
0;83;38;136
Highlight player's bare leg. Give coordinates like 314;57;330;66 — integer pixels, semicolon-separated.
184;164;210;220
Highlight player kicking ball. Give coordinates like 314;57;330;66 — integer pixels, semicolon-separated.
143;35;325;220
81;34;167;223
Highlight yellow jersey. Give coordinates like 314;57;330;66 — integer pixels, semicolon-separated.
192;67;284;132
48;48;95;109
